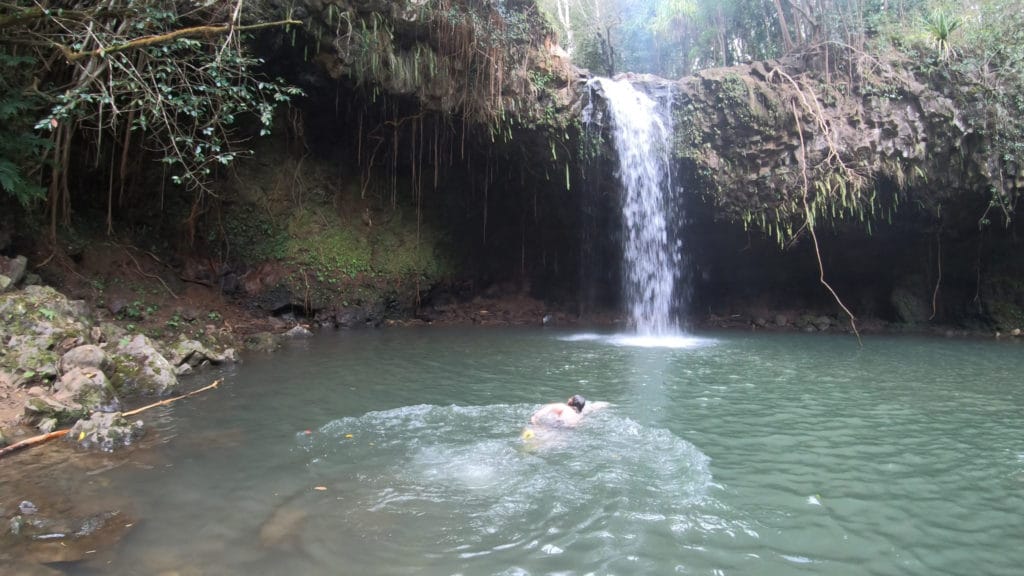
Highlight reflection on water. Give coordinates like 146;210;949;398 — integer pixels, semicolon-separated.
2;328;1023;575
558;332;716;349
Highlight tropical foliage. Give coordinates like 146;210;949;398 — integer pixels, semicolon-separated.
0;0;301;236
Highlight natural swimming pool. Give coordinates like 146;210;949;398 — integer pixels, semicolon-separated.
7;327;1024;575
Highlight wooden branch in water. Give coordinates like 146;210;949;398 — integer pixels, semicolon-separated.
0;379;222;460
122;379;222;417
0;430;69;459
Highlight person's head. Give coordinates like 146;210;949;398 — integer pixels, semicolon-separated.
567;394;586;413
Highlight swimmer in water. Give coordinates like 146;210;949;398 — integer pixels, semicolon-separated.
529;394;609;428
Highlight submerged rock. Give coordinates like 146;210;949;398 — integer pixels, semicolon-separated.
259;504;308;550
0;561;62;575
6;506;135;564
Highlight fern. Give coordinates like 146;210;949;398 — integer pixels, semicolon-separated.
0;49;49;206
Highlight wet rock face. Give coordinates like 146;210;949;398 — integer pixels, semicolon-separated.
666;58;1015;226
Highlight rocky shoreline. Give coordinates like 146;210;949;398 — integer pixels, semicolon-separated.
4;262;1020;444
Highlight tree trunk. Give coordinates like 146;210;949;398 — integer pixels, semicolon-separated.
772;0;795;52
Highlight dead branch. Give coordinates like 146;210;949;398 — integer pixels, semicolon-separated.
0;6;136;29
0;430;69;459
60;19;302;62
122;379;222;417
0;379;221;460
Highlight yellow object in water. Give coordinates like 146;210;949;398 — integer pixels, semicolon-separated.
521;427;535;440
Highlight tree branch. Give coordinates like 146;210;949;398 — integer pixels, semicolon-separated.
0;6;137;29
61;19;302;62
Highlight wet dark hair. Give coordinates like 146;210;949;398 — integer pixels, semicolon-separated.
567;395;586;413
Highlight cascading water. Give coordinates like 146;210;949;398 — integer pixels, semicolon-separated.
585;77;683;336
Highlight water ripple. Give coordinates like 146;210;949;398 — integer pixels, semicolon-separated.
294;403;737;572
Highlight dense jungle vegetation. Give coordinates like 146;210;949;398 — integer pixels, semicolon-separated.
1;1;1020;230
1;0;1022;329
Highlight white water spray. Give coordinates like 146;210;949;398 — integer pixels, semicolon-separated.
585;77;681;335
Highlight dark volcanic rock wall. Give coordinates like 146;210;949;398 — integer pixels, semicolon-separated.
580;55;1023;329
262;2;1022;330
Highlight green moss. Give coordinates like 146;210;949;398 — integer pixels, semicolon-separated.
983;276;1024;330
222;204;289;262
285;208;371;278
280;206;451;283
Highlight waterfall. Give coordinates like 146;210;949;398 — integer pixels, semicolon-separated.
585;77;682;335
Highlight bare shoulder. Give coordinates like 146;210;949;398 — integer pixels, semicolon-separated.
582;401;611;414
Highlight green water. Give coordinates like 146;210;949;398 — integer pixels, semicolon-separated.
10;329;1024;575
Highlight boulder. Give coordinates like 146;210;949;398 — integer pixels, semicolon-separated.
168;338;238;369
60;344;109;373
66;412;144;452
23;395;88;428
0;286;93;379
244;332;281;353
53;367;121;413
0;254;27;287
111;335;178;396
283;325;313;338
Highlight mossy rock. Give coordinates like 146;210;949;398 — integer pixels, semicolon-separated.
110;335;179;396
66;412;144;452
24;396;89;427
0;286;92;377
54;367;121;413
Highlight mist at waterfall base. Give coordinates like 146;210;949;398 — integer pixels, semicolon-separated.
584;76;695;347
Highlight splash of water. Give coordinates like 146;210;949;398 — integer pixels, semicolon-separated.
586;77;681;335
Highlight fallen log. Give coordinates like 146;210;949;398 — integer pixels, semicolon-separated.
0;378;222;460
